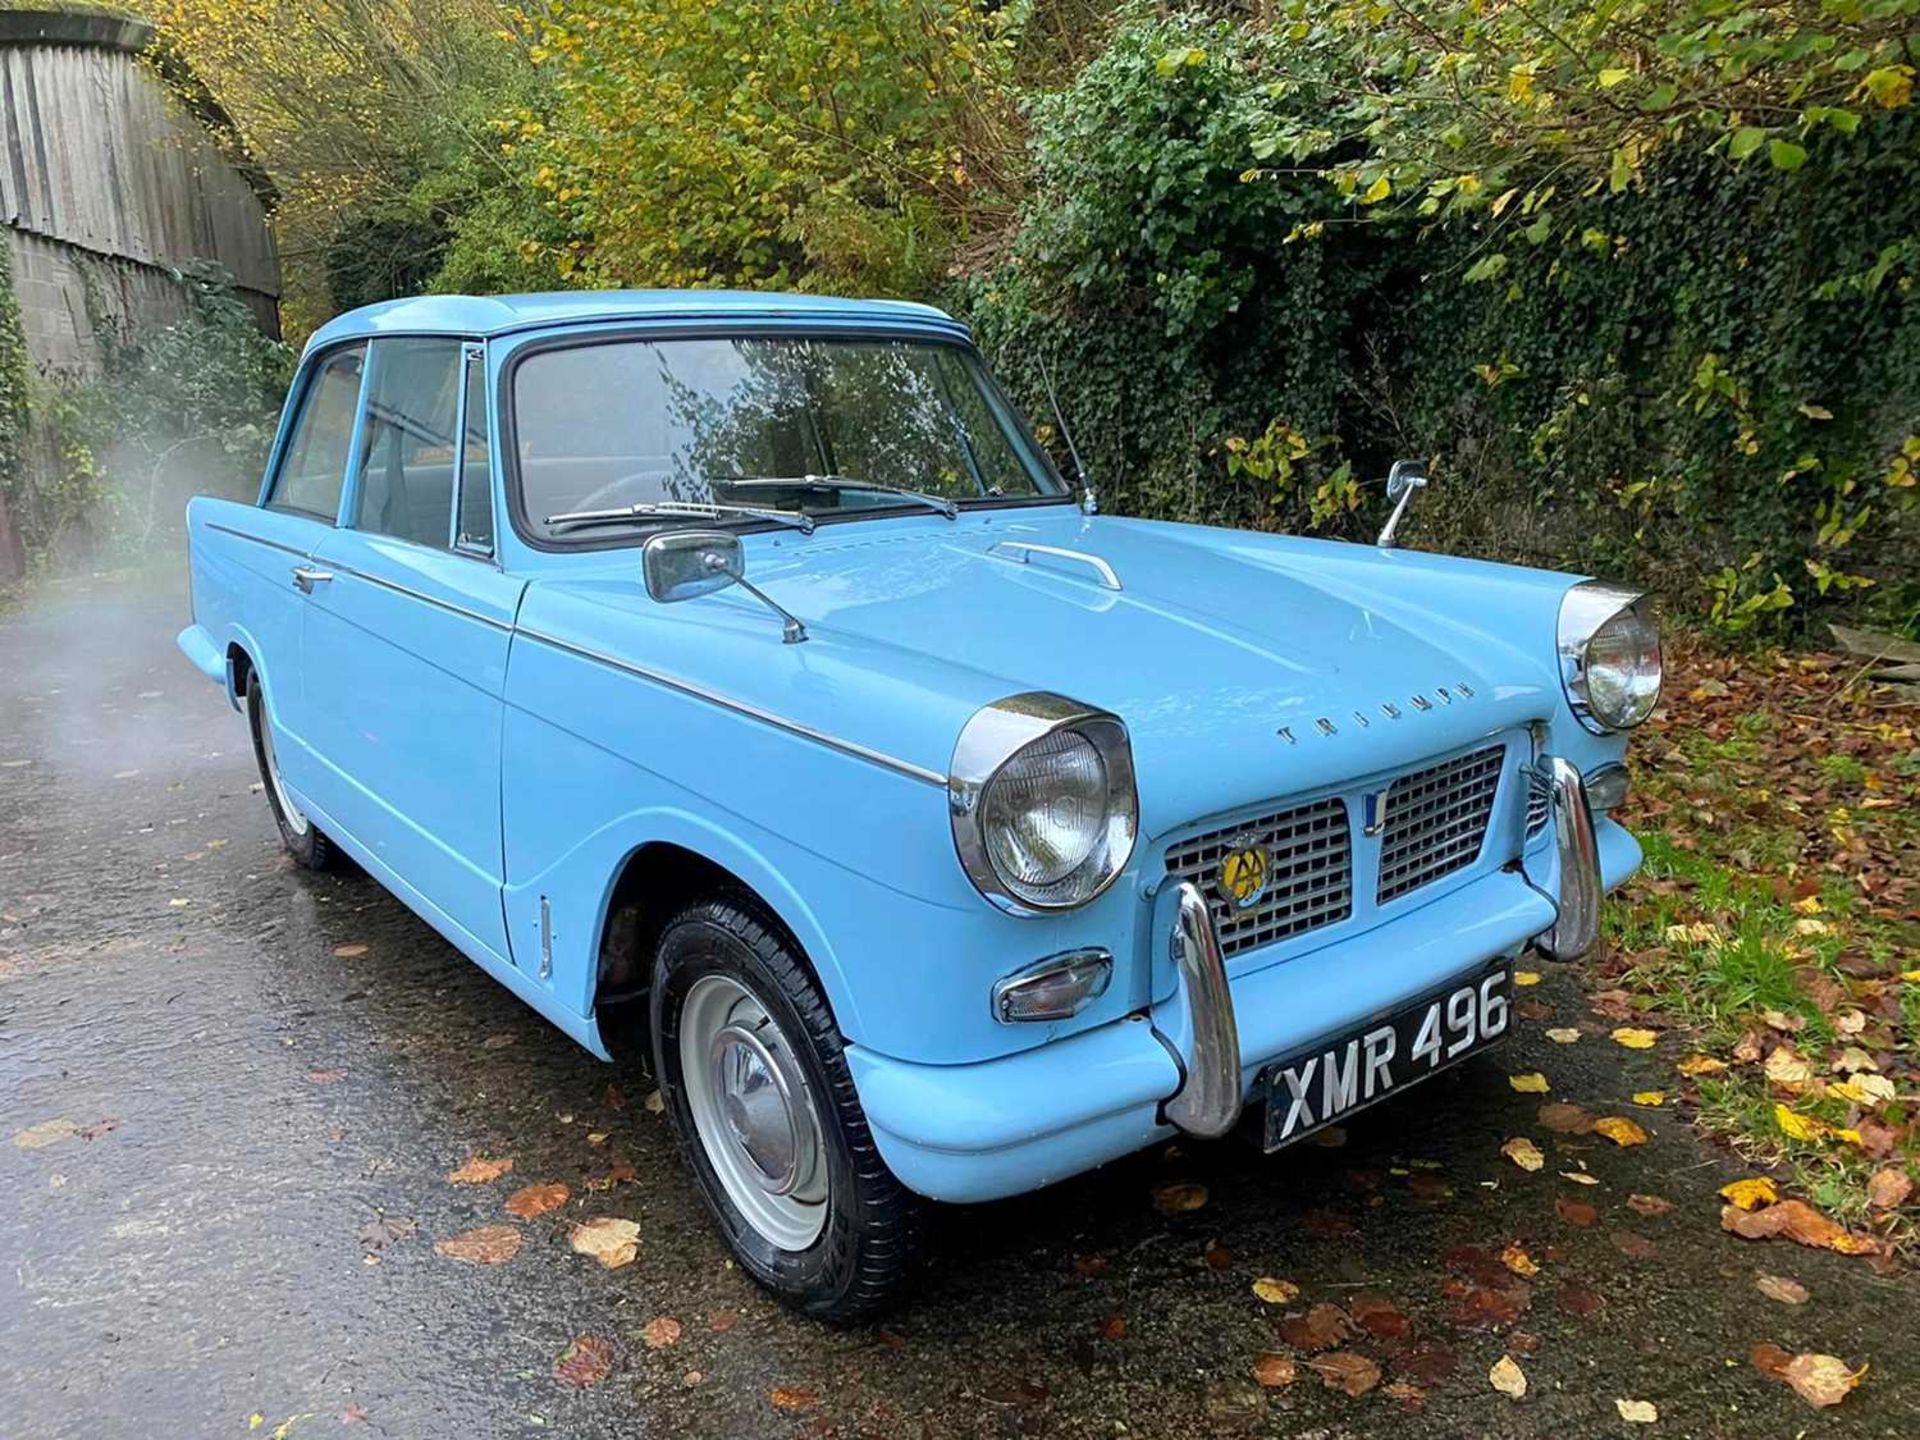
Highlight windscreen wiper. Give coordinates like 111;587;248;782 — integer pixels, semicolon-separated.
543;500;816;535
721;474;959;520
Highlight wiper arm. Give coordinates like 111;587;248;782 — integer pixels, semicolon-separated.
543;500;816;535
721;473;959;520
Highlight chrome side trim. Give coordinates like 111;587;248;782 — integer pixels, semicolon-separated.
1159;881;1244;1138
328;561;515;631
514;626;946;787
986;540;1122;592
1535;756;1601;960
207;522;311;559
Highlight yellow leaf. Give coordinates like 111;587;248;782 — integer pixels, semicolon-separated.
1900;969;1920;983
1791;895;1824;914
1616;1398;1658;1422
1546;1027;1581;1043
1593;1116;1649;1147
1598;68;1633;90
1500;1243;1540;1276
1720;1176;1779;1210
1513;971;1541;987
1252;1277;1300;1304
1632;1091;1666;1107
1611;1028;1658;1049
1489;1353;1528;1399
1360;174;1392;205
1509;1072;1551;1094
1677;1054;1728;1076
1502;1137;1545;1172
1774;1105;1829;1143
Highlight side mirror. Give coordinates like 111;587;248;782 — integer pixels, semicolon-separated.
643;530;743;603
641;528;808;644
1377;458;1431;549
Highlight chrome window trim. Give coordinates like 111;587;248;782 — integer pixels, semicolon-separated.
206;522;313;559
1556;579;1660;735
947;691;1139;916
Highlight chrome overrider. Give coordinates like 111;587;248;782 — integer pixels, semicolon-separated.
1154;758;1604;1139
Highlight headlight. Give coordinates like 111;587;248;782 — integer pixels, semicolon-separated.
949;693;1139;913
1557;581;1662;732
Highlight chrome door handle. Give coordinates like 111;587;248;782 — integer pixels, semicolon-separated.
291;566;333;594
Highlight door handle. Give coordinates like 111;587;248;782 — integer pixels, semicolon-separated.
291;566;333;594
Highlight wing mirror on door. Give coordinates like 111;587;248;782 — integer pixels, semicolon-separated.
641;529;809;644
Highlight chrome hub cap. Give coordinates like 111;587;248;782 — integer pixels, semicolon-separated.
680;974;826;1250
257;701;309;837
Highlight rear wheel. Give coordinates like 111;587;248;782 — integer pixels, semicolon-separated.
247;673;338;871
651;897;922;1321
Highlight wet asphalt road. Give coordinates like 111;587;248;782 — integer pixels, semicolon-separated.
2;578;1916;1440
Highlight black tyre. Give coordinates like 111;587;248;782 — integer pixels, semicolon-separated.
650;896;923;1321
246;672;338;871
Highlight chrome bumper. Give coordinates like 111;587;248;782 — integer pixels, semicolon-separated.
1153;754;1606;1138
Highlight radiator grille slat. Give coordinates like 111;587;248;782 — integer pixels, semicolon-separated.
1525;769;1550;835
1376;745;1505;903
1163;797;1352;959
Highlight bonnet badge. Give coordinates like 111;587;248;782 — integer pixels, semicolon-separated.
1217;838;1271;911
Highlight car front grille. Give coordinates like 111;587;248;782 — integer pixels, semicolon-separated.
1376;744;1506;904
1525;768;1550;836
1163;796;1352;960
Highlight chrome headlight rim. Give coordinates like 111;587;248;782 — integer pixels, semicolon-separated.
1557;580;1662;734
949;692;1139;916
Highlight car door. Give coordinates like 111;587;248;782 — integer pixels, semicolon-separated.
202;342;368;808
300;337;523;962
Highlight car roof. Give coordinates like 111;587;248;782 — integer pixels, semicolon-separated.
303;290;967;351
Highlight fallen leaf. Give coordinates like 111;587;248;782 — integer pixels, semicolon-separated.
1546;1027;1582;1044
1631;1091;1665;1107
1384;1381;1427;1411
1251;1277;1300;1305
1203;1243;1233;1270
1151;1180;1209;1214
1555;1196;1598;1227
1611;1028;1659;1049
553;1336;615;1388
1399;1341;1458;1385
1514;971;1541;987
1251;1353;1296;1388
570;1217;641;1269
1610;1230;1657;1260
709;1308;740;1333
641;1316;682;1349
1538;1102;1594;1135
433;1224;522;1265
1783;1352;1864;1409
1774;1105;1836;1143
1347;1293;1410;1340
1867;1168;1912;1210
357;1215;416;1248
1720;1199;1878;1255
769;1387;819;1410
1489;1354;1527;1399
1756;1273;1810;1305
1560;1170;1600;1186
1751;1342;1795;1380
1500;1244;1540;1277
1676;1054;1728;1076
1593;1116;1648;1147
1508;1072;1551;1093
11;1119;79;1149
1626;1194;1675;1216
306;1069;347;1085
1502;1137;1545;1172
1278;1302;1358;1352
1309;1351;1381;1397
1766;1047;1815;1085
1720;1177;1779;1210
505;1182;570;1219
1557;1284;1605;1317
446;1155;514;1185
332;944;369;959
1615;1398;1658;1423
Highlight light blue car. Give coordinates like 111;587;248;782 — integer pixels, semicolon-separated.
178;291;1660;1318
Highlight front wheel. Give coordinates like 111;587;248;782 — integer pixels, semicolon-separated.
651;897;923;1321
246;673;338;871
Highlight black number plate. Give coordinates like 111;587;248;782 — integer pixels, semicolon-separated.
1259;964;1514;1152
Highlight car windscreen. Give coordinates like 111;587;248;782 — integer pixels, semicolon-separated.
510;334;1067;541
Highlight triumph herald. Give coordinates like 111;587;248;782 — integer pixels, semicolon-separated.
177;291;1658;1318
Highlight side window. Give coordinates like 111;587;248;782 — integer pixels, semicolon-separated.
350;338;463;548
455;349;494;553
269;345;365;519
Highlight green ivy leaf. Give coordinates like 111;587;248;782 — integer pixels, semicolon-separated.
1463;253;1509;283
1728;126;1768;161
1768;139;1808;172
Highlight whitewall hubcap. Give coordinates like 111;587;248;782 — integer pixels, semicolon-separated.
680;974;827;1251
257;699;309;837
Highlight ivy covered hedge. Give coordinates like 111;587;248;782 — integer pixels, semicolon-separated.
958;9;1919;636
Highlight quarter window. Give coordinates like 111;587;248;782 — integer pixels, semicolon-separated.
351;338;464;549
455;349;494;553
269;344;364;520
